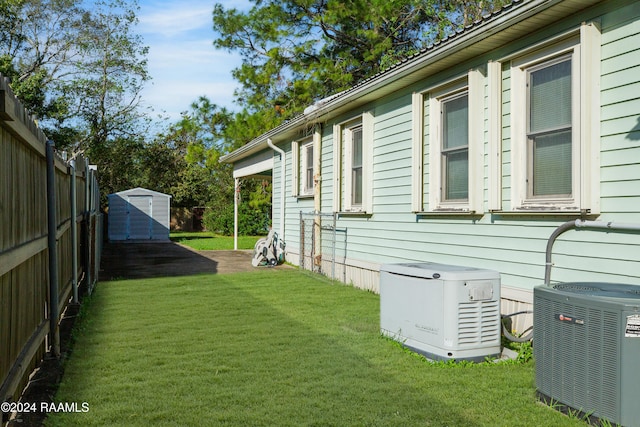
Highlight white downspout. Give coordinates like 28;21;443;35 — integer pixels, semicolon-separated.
267;138;286;240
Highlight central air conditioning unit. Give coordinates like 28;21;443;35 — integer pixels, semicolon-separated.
380;262;501;362
534;282;640;426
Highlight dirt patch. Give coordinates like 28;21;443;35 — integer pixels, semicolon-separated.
6;242;268;426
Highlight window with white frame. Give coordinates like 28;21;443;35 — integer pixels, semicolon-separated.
301;140;314;196
411;70;483;213
350;125;363;206
333;113;373;213
439;90;469;202
527;55;572;199
291;137;314;197
509;23;600;213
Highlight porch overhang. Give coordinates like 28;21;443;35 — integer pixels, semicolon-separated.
232;149;273;180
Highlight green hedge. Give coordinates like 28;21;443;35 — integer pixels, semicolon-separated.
202;204;270;236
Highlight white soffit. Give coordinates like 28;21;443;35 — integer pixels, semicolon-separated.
233;150;274;178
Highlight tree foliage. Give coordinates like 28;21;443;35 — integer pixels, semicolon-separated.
0;0;84;121
150;97;273;232
202;180;271;236
63;0;150;155
154;96;235;207
1;0;152;199
213;0;508;145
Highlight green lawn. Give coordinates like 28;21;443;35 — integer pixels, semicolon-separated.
47;270;584;426
170;231;261;250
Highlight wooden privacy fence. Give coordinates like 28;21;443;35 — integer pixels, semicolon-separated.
0;74;102;406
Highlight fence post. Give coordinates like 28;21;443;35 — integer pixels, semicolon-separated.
84;161;93;294
46;140;60;357
70;159;79;304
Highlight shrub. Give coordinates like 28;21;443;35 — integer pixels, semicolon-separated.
203;203;270;236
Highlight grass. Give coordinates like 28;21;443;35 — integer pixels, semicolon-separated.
47;270;585;426
170;231;261;250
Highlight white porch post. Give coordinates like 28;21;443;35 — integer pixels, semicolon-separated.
234;177;239;250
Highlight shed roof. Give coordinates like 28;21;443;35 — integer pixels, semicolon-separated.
221;0;602;164
108;187;172;198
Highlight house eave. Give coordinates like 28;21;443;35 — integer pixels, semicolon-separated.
220;115;307;163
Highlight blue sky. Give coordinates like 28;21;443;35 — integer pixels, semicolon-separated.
137;0;248;124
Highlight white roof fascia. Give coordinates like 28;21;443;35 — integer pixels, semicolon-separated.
109;187;172;198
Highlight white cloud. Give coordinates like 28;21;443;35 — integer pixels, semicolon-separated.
137;0;243;124
138;4;212;37
147;39;228;68
142;80;237;116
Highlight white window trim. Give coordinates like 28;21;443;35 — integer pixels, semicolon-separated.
487;60;502;212
332;112;374;214
509;22;600;214
302;141;314;196
291;137;315;198
411;70;483;214
291;140;299;197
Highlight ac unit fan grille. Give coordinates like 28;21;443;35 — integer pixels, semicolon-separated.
554;283;640;298
535;294;620;422
554;284;601;292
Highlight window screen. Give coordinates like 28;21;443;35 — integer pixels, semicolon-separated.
304;144;314;193
351;127;363;205
528;58;572;197
442;93;469;200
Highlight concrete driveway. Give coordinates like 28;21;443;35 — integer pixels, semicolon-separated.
99;241;256;281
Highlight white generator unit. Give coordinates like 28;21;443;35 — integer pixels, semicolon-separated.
380;262;501;362
534;282;640;426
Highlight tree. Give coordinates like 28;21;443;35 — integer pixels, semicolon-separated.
151;97;272;234
150;97;234;208
0;0;84;121
95;135;145;201
213;0;448;119
64;0;150;155
212;0;508;147
0;0;152;200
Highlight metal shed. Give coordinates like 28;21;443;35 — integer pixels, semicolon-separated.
108;188;171;241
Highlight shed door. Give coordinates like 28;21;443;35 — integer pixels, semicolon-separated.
127;195;153;239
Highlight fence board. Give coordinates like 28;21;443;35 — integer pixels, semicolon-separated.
0;272;12;376
0;73;102;409
0;237;47;277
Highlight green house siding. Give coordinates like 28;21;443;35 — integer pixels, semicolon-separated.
243;0;639;302
600;1;640;224
279;140;318;254
277;1;640;297
373;93;413;216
